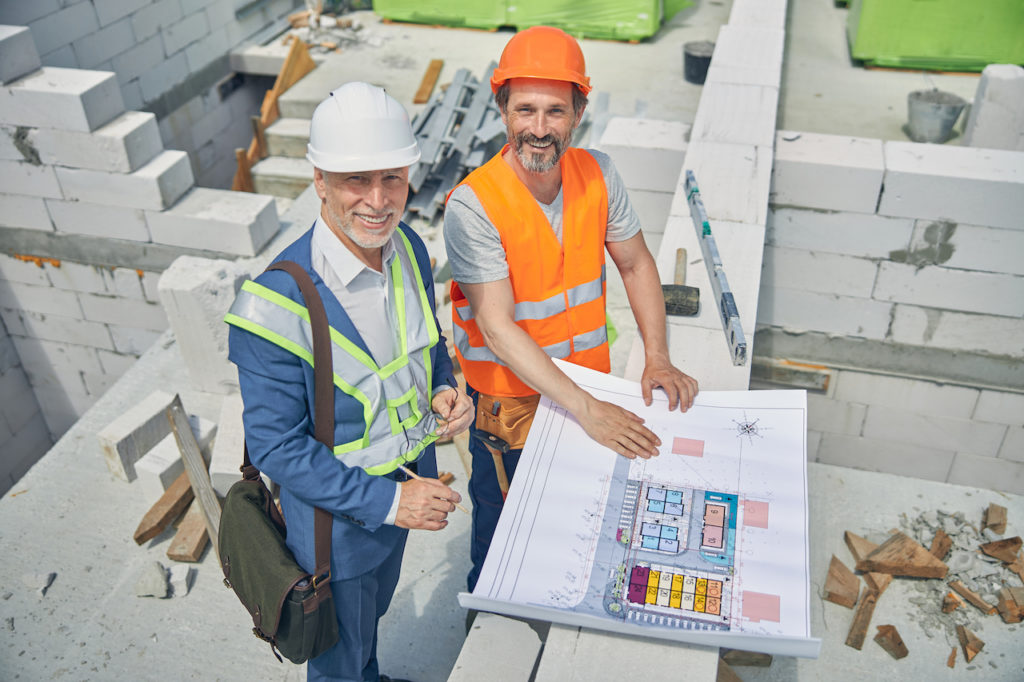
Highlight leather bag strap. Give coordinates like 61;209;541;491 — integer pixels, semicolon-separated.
257;260;334;582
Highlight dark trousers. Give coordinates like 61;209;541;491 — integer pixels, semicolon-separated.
307;535;407;682
465;384;522;592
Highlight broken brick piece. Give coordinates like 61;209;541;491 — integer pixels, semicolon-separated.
979;536;1022;564
929;528;952;560
855;531;948;578
824;555;860;608
956;624;984;663
874;624;909;659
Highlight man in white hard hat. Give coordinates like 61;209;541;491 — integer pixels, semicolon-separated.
227;81;473;682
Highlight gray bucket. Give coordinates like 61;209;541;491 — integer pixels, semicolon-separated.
907;89;967;143
683;41;715;85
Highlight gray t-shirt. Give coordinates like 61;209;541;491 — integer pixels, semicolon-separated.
443;148;641;284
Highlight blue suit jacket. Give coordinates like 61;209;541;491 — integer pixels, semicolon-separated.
228;223;455;580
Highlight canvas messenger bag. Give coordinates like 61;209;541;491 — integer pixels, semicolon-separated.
218;260;339;663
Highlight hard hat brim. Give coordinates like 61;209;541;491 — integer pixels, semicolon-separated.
306;142;421;173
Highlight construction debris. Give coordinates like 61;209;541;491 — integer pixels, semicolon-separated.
996;586;1024;623
929;528;952;560
946;646;956;668
983;503;1007;534
135;561;169;599
979;536;1022;563
949;579;998;615
844;587;878;650
824;555;860;608
169;564;194;597
166;500;210;563
955;624;984;663
133;470;194;545
873;624;908;659
941;590;965;613
414;59;444;104
855;531;948;578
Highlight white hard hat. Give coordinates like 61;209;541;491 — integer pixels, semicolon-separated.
306;82;420;172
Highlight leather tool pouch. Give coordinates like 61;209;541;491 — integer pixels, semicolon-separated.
474;393;541;450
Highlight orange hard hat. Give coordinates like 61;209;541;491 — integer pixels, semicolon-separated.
490;26;591;95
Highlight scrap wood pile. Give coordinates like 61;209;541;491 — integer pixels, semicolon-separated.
282;5;376;53
824;502;1024;669
402;63;504;227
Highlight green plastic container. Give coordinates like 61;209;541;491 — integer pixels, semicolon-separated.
847;0;1024;72
510;0;663;42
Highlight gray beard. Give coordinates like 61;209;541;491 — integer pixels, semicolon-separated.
514;131;567;173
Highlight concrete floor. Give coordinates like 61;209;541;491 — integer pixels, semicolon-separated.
0;1;994;680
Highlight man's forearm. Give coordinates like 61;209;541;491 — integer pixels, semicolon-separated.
619;254;671;362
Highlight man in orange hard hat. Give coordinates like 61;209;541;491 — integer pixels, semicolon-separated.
443;26;699;590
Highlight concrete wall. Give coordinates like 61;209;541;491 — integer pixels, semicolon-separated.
0;28;281;483
759;130;1024;494
0;0;300;188
0;314;52;496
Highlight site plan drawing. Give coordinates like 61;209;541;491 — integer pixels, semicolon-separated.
459;360;821;658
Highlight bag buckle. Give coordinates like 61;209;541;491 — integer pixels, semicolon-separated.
312;571;330;589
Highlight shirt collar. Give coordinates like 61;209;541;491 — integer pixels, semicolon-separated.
312;215;396;287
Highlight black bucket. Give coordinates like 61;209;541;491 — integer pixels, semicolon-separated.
683;41;715;85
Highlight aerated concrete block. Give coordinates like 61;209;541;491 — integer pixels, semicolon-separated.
0;26;42;85
0;280;83;318
210;391;244;497
158;256;250;394
889;305;1024;358
878;142;1024;230
834;371;979;420
817;432;955;482
44;198;150;240
691;83;779;148
96;389;176;481
54;149;194;210
963;64;1024;152
761;246;878;298
136;414;215;501
772;131;884;213
863;405;1007;458
974;390;1024;427
728;0;787;28
79;292;167;331
767;208;913;258
874;261;1024;317
0;67;123;132
597;117;688;193
669;141;772;226
0;160;62;198
756;287;892;340
710;25;784;73
0;193;53;231
947;452;1024;494
147;188;279;256
30;111;163;173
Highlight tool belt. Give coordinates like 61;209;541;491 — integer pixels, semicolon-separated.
474;393;540;451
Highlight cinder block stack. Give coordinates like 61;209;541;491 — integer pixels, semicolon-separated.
0;22;280;452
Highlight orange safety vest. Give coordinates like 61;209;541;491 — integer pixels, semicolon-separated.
447;146;610;397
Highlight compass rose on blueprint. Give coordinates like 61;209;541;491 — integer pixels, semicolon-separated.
732;412;769;445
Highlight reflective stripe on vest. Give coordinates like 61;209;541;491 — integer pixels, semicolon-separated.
447;146;610;396
224;229;440;475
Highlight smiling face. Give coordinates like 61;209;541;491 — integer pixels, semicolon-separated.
501;78;583;174
314;166;409;267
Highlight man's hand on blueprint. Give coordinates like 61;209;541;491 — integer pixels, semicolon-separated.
576;396;661;459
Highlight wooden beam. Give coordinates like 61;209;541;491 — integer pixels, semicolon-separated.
979;536;1022;563
166;500;210;562
844;587;878;650
133;470;193;544
250;115;267;159
982;502;1007;534
272;36;316;100
949;579;997;615
855;531;948;578
824;555;860;608
413;59;444;104
956;624;984;663
873;624;908;659
929;528;952;560
167;396;221;552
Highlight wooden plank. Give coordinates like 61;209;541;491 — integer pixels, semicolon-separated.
823;555;860;608
863;571;892;595
982;502;1007;534
955;624;984;663
996;586;1024;624
949;579;997;615
272;35;316;100
715;658;742;682
166;500;209;562
167;396;221;552
929;528;952;559
414;59;444;104
250;115;267;159
942;590;966;613
979;536;1022;563
855;531;948;578
873;624;908;659
133;470;193;544
946;646;957;668
720;649;772;667
231;148;254;193
1008;552;1024;583
843;530;877;562
844;587;878;650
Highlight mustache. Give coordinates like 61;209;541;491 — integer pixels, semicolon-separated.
518;132;557;148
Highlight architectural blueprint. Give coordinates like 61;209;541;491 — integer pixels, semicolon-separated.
459;361;821;658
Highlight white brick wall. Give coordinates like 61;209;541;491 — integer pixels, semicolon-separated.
0;67;124;132
807;392;865;436
761;246;878;298
772;131;883;213
862;406;1006;458
162;11;209;56
26;2;99;57
0;280;83;318
55;149;193;210
889;305;1024;357
818;432;955;482
874;262;1024;318
767;208;913;259
833;371;979;419
1001;427;1024;464
94;0;152;27
0;26;42;85
910;221;1024;276
131;2;183;42
31;110;163;173
947;452;1024;494
45;199;151;240
79;292;167;331
756;287;892;339
0;160;63;198
0;194;53;231
974;390;1024;427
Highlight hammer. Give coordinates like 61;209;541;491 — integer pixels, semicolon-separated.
662;248;700;316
